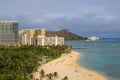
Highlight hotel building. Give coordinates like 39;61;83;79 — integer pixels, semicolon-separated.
19;28;64;46
0;21;19;45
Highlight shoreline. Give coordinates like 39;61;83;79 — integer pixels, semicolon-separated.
33;51;108;80
74;51;109;80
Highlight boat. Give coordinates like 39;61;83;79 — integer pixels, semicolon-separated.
87;36;100;41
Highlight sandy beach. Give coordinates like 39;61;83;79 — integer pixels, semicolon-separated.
33;51;108;80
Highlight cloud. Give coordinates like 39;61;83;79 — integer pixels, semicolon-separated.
1;13;120;38
45;15;120;37
0;0;120;38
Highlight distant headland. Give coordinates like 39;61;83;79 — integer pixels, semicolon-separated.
46;29;87;40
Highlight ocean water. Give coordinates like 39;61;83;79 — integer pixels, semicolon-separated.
65;38;120;80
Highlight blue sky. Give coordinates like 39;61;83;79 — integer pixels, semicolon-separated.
0;0;120;38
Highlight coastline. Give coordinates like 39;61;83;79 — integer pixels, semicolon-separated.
33;51;108;80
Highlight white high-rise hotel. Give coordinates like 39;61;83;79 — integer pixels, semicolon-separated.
0;21;19;45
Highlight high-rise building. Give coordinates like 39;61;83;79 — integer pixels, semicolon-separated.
37;36;64;46
19;28;45;45
19;28;64;46
35;28;45;37
0;21;19;45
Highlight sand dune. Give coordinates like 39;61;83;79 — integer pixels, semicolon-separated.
33;51;108;80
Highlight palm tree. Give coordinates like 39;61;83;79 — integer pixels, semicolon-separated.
62;76;69;80
46;73;53;80
53;72;59;80
34;67;38;75
30;74;34;80
39;69;45;80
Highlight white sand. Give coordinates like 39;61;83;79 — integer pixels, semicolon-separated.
33;51;108;80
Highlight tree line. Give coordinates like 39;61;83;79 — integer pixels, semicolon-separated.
0;45;71;80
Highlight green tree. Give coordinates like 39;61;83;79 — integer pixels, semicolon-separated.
29;74;34;80
53;72;59;80
62;76;69;80
39;69;45;80
46;73;53;80
0;45;71;80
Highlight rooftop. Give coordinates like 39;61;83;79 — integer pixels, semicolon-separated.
0;21;17;23
20;28;45;31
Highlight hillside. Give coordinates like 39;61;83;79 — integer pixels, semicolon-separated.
46;29;87;40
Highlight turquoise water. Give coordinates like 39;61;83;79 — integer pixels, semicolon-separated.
65;39;120;80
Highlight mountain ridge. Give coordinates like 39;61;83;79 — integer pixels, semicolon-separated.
46;29;87;40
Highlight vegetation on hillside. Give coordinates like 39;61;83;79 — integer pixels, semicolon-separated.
46;29;87;40
0;45;71;80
